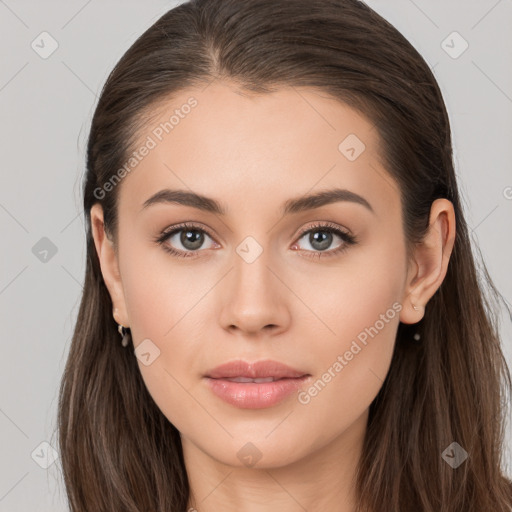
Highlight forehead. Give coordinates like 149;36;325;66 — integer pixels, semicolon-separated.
118;81;400;220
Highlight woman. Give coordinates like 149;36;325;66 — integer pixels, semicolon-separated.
57;0;512;510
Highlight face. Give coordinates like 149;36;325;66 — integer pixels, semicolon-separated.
91;80;447;469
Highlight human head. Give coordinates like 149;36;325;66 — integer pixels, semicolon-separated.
58;1;512;511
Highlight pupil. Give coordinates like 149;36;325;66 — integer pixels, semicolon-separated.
181;230;203;250
310;231;332;251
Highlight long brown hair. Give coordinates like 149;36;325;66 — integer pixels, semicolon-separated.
56;0;512;510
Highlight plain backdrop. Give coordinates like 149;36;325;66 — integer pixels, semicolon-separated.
0;0;511;510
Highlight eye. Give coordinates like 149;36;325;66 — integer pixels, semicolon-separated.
155;221;358;260
292;221;358;259
155;222;219;258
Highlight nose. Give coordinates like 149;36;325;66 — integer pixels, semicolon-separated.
218;248;291;337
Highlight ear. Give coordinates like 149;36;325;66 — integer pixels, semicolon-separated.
90;203;130;327
399;198;456;325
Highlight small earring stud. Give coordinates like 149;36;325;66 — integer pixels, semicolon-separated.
113;307;130;347
118;324;131;347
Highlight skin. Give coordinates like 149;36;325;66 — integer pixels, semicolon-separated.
91;80;455;512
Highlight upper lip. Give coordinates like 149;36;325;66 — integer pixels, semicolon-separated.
205;359;309;379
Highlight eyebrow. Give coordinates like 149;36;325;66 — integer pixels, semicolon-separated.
141;187;374;216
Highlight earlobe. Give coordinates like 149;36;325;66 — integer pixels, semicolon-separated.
400;198;456;325
90;203;129;327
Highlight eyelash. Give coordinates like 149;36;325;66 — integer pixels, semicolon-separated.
154;221;358;260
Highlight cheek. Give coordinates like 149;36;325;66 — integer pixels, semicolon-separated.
292;236;405;418
291;229;405;352
118;248;218;430
291;294;400;451
120;240;213;341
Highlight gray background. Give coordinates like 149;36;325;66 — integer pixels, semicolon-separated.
1;0;511;510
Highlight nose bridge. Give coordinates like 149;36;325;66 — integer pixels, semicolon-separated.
234;236;272;292
219;231;290;334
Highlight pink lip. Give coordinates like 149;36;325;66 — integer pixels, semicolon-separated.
204;359;311;409
205;359;308;379
205;376;311;409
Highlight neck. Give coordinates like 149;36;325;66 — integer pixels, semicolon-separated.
183;409;368;512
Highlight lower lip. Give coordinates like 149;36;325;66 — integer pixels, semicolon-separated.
204;376;311;409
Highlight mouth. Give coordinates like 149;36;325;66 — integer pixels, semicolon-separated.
203;375;311;409
214;376;298;383
204;358;309;380
203;359;311;409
